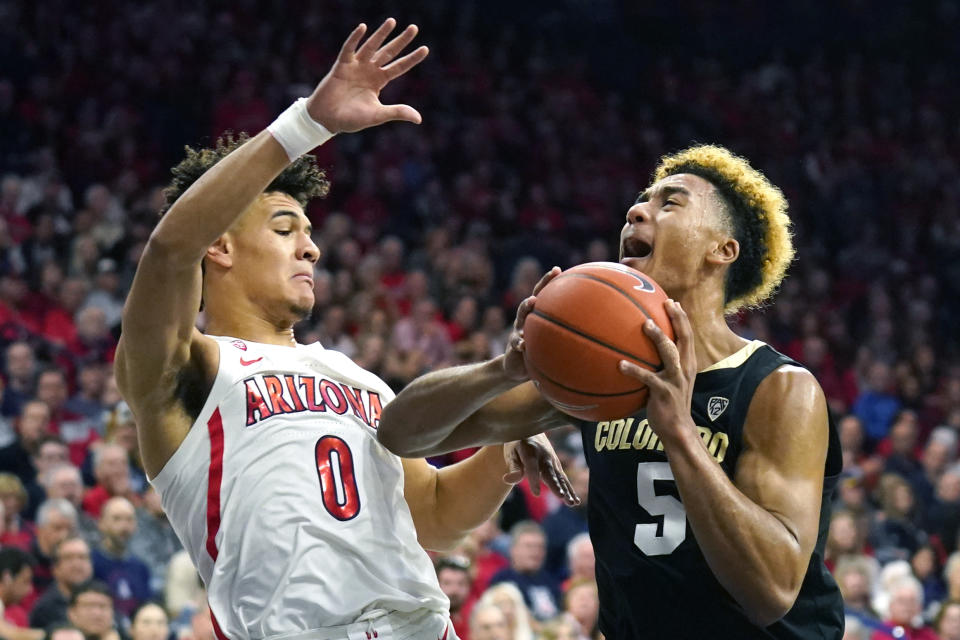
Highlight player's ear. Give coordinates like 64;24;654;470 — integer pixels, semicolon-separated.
706;236;739;266
205;235;233;269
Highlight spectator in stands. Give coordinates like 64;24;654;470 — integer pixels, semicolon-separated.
0;401;52;486
29;536;92;628
23;436;69;520
80;259;123;331
911;545;945;608
66;581;118;640
929;465;960;554
64;364;106;428
91;497;151;620
466;517;509;601
101;404;146;494
2;342;36;418
45;625;85;640
82;444;133;519
0;547;42;640
542;464;589;580
69;307;116;366
435;556;474;640
835;554;880;620
912;427;958;511
826;509;870;570
490;520;561;621
879;410;923;479
41;465;97;545
870;575;937;640
561;534;594;592
869;474;926;564
854;362;902;446
563;579;599;640
478;582;535;640
943;553;960;604
936;601;960;640
30;498;78;591
0;472;33;549
128;602;169;640
129;487;180;596
41;278;88;347
35;370;97;468
468;602;509;640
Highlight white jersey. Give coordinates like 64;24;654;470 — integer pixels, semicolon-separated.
151;336;449;639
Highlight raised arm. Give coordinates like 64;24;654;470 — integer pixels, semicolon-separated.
115;19;429;477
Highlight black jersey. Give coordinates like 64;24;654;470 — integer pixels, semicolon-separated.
579;341;844;639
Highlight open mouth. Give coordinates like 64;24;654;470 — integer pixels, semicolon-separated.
621;237;653;259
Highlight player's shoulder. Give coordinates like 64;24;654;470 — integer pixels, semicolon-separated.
304;343;396;401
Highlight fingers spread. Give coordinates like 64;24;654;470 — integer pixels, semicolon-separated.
356;18;397;61
338;23;368;62
382;46;430;80
519;445;542;496
372;24;419;66
515;297;535;330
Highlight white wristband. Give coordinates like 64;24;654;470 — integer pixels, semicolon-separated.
267;98;335;162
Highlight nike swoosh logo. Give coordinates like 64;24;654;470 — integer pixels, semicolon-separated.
239;357;263;367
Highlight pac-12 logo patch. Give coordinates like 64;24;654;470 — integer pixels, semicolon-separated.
707;396;729;422
231;340;248;351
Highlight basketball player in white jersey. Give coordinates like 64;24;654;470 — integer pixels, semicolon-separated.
114;20;577;640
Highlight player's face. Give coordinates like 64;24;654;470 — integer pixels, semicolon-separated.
619;173;735;299
227;192;320;323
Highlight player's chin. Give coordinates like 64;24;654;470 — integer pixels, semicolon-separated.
289;294;315;321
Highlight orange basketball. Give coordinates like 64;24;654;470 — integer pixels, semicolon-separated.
522;262;675;421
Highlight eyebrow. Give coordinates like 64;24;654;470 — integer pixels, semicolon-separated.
270;210;313;235
635;185;693;204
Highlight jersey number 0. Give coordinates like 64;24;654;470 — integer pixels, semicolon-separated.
315;436;361;520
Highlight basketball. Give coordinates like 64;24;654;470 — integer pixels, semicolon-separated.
522;262;675;421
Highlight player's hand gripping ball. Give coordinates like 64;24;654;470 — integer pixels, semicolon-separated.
522;262;675;421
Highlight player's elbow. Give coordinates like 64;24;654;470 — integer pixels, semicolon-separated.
376;413;415;456
743;580;802;628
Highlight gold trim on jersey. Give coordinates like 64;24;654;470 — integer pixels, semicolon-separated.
697;340;767;374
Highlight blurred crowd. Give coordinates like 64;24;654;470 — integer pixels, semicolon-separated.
1;0;959;639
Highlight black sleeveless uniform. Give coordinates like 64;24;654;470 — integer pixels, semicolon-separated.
579;342;844;639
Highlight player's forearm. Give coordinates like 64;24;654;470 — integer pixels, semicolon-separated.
426;445;512;550
378;356;519;456
148;130;293;262
664;427;808;626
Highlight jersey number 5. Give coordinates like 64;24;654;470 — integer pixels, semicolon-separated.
634;462;686;555
315;436;361;521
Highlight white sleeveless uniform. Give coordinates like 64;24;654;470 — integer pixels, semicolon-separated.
150;337;452;640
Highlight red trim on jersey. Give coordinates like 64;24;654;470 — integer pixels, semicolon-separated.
210;608;229;640
206;408;225;561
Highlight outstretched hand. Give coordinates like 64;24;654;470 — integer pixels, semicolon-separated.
307;18;429;133
503;433;580;507
503;266;561;381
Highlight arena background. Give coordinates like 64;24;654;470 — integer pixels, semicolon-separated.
1;1;959;639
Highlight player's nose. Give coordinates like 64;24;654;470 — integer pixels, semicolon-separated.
625;202;650;225
299;234;320;263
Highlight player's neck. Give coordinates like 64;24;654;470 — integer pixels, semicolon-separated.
205;298;298;347
677;291;749;372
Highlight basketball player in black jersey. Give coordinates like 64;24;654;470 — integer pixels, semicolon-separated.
377;145;844;639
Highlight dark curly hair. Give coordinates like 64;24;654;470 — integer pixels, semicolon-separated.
160;132;330;216
653;144;794;313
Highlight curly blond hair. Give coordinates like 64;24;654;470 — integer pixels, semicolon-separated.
654;144;794;313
